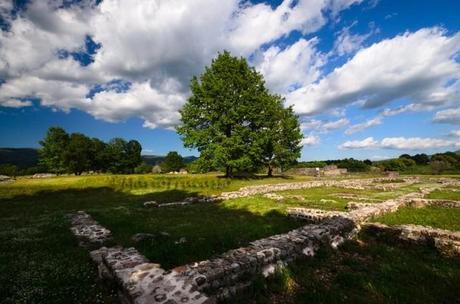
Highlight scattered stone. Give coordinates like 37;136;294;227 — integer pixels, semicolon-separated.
263;193;284;200
346;201;375;210
31;173;56;179
151;165;162;174
319;198;337;204
175;237;187;244
131;233;156;243
0;175;11;181
143;200;158;207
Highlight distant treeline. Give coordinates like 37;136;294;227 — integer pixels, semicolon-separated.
36;127;143;175
296;151;460;174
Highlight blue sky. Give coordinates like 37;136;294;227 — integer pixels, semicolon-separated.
0;0;459;159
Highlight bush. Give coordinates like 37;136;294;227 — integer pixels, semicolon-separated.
134;163;153;174
0;163;17;177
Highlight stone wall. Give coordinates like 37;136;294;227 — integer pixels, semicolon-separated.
219;177;419;200
363;222;460;256
69;178;458;303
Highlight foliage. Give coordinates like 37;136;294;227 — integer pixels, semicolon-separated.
161;151;185;172
259;101;303;176
38;126;69;174
177;51;302;177
0;163;18;177
64;133;94;175
38;127;142;175
134;162;153;174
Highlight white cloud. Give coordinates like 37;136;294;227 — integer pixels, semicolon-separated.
0;98;32;108
323;118;350;131
382;103;434;116
380;137;458;150
301;117;349;132
254;38;323;94
340;136;460;150
339;137;378;149
449;130;460;137
333;21;375;56
0;0;360;128
287;27;460;115
433;107;460;125
301;134;320;146
345;116;382;134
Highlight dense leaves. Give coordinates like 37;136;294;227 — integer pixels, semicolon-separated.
177;51;302;176
38;127;142;175
161;151;185;172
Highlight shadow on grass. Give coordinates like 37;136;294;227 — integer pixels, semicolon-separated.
0;183;383;272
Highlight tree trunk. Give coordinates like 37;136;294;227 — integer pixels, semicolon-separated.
225;166;232;178
267;164;273;177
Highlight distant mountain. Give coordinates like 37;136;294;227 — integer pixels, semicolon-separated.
0;147;198;168
142;155;198;165
0;148;39;168
455;150;460;156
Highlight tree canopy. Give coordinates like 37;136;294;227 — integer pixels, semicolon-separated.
161;151;185;172
38;127;142;175
177;51;302;176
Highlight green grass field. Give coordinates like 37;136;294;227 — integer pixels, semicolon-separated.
1;174;459;303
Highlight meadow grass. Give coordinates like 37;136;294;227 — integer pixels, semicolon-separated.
233;240;460;303
372;205;460;231
1;173;459;303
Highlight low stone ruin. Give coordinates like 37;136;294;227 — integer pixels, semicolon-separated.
263;193;284;200
91;246;211;304
69;211;112;248
219;177;419;200
346;201;375;210
69;211;212;304
144;196;219;208
175;216;356;301
288;208;348;223
31;173;57;178
363;223;460;256
0;174;11;181
69;179;458;303
408;198;460;209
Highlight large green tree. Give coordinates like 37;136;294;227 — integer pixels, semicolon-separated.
177;51;302;177
39;127;69;174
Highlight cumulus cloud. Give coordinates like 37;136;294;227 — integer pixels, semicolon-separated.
0;98;32;108
339;137;378;149
340;136;460;150
449;130;460;137
345;116;382;134
301;134;320;146
382;103;435;116
333;21;376;56
301;117;349;133
254;38;323;94
287;27;460;115
0;0;361;128
433;107;460;124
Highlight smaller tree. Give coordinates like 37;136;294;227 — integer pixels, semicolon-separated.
39;127;69;174
126;140;142;171
0;163;18;177
259;99;302;176
161;151;184;172
64;133;93;175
